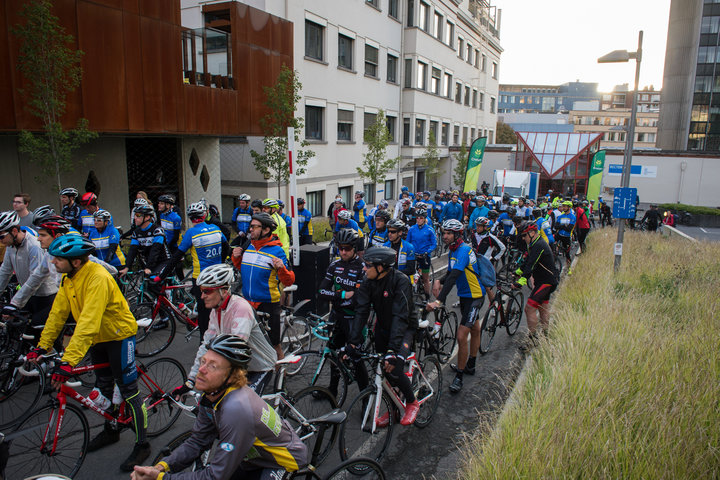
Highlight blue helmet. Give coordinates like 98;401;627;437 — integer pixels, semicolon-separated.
48;234;96;259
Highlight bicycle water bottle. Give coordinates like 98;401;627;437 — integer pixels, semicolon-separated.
112;384;122;405
89;388;112;410
178;303;192;317
432;322;442;338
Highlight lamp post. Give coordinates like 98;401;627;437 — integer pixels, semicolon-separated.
598;30;643;272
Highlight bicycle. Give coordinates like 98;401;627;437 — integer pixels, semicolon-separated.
5;353;186;479
338;350;442;467
255;286;313;359
478;278;525;355
415;302;458;364
411;253;435;303
325;229;339;263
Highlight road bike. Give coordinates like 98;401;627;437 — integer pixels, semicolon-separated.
479;279;525;355
411;253;435;303
415;302;458;364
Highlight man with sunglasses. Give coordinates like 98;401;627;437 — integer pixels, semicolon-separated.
384;218;415;277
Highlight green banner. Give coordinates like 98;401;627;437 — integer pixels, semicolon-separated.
586;150;605;208
463;137;487;192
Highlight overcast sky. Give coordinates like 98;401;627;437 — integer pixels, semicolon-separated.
492;0;672;92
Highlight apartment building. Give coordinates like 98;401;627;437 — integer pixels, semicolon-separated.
568;109;659;149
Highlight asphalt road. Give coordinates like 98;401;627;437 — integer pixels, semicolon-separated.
674;225;720;241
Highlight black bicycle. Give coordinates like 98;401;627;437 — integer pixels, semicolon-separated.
479;279;525;355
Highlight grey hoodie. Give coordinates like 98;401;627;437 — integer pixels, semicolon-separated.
0;233;58;307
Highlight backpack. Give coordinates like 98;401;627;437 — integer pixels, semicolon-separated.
476;254;496;289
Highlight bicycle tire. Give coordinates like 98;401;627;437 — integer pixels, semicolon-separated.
283;386;339;467
323;456;386;479
338;388;395;465
413;355;442;428
139;357;186;436
283;316;312;359
0;361;45;430
478;304;498;355
6;402;89;479
505;292;524;336
134;302;177;357
282;351;349;408
436;310;458;363
151;429;213;472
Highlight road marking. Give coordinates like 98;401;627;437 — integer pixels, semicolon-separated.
701;228;708;234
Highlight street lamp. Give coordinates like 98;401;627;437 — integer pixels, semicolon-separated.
598;30;643;272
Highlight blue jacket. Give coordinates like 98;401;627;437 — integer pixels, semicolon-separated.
441;201;463;222
297;208;313;236
407;223;437;256
368;228;388;246
468;206;490;227
231;207;253;233
384;239;415;275
353;199;367;224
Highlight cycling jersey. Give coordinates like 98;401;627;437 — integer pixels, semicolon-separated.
318;256;364;316
443;242;484;299
270;212;290;257
178;222;227;278
407;223;437;257
536;217;555;245
125;222;169;272
160;210;183;247
61;203;82;231
398;208;416;227
470;231;506;261
232;207;253;234
368;228;388;246
239;237;293;304
496;212;515;237
575;207;591;229
157;386;308;478
353;199;366;225
297;207;313;236
89;225;126;268
518;235;558;288
468;205;489;227
554;212;576;238
441;201;463;222
384;239;415;276
21;226;37;237
334;218;364;238
38;261;137;366
80;208;113;235
515;205;531;219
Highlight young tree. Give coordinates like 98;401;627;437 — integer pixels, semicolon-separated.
452;141;469;190
496;121;517;144
357;109;399;197
13;0;98;191
251;65;315;198
418;129;443;190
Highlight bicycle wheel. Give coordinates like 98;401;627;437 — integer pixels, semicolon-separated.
554;254;563;278
505;292;524;336
138;357;186;436
283;316;311;358
479;305;498;355
338;388;395;465
413;355;442;428
134;303;177;357
436;310;458;363
0;361;45;430
283;386;338;467
151;430;213;472
6;402;89;479
283;351;349;408
323;457;386;479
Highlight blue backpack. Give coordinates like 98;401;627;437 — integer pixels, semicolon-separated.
477;254;496;289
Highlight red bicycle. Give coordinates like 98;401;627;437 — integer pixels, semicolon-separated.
4;353;185;479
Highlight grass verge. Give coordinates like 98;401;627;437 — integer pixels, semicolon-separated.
459;228;720;479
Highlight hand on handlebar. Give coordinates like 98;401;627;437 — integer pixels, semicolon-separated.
26;347;47;363
51;362;73;390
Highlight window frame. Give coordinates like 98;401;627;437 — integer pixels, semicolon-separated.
305;20;324;61
337;108;354;142
365;43;379;77
387;54;398;83
305;105;324;141
338;34;354;70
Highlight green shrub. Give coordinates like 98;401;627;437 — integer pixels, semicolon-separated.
658;202;720;216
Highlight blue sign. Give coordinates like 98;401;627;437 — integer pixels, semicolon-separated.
613;187;637;219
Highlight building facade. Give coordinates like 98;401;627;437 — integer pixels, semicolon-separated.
498;81;600;114
568;109;659;150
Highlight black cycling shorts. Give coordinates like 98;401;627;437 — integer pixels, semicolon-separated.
528;283;556;308
459;296;484;328
416;254;431;271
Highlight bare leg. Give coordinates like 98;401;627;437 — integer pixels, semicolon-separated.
456;325;470;370
525;304;539;335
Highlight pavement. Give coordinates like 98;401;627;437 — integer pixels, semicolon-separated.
673;225;720;241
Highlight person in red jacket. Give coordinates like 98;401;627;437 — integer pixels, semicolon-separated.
574;202;591;254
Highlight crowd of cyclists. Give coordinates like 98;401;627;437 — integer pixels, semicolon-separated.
0;183;612;479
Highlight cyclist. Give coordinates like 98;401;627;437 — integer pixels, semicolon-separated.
172;264;277;399
367;199;388;232
328;195;346;230
368;209;390;247
421;191;435;213
78;192;112;236
250;199;263;215
468;196;489;228
276;200;292;235
318;228;368;396
334;209;365;253
514;222;558;350
407;206;437;296
397;198;416;227
231;193;253;238
532;207;555;250
120;204;169;278
515;197;531;219
133;335;308;480
494;206;517;244
232;213;295;360
574;200;591;253
296;197;314;246
262;198;290;257
384;218;415;277
353;191;367;229
121;197;152;240
0;211;58;343
207;204;232;241
60;187;82;231
470;217;505;266
88;209;126;270
440;193;463;222
158;194;182;252
641;204;663;233
553;201;576;273
27;235;150;472
346;246;420;426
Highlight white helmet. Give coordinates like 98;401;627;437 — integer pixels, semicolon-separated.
337;209;352;220
0;211;20;232
441;219;464;232
187;201;207;219
134;197;149;207
238;193;251;201
196;263;235;288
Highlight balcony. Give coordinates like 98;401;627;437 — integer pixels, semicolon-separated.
182;27;233;89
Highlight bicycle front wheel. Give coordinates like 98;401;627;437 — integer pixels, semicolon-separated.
283;316;311;357
505;292;524;336
6;402;89;479
139;357;186;436
282;351;349;408
0;361;45;430
479;305;498;355
323;456;386;479
338;388;395;464
134;303;177;357
436;310;458;364
413;356;442;428
283;386;339;467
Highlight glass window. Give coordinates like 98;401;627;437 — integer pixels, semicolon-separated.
306;191;324;217
441;122;449;145
305;21;324;61
419;1;430;31
415;119;426;145
403;118;411;145
389;0;399;19
472;89;478;107
490;97;496;113
444;73;452;97
455;82;462;103
458;38;464;58
417;61;427;90
474;49;480;68
701;16;720;34
431;67;441;94
479;92;484;110
462;126;468;144
384;179;395;200
464;86;470;106
466;44;473;64
695;75;712;92
338;186;352;207
453;124;460;145
470;127;475;140
363;112;377;141
363;183;375;204
492;61;498;79
434;12;443;39
430;120;438;142
337;109;354;141
407;0;414;27
386;115;397;142
697;45;717;63
387;54;398;83
305;105;323;140
338;34;353;69
445;21;454;47
366;0;379;7
404;58;413;88
365;44;379;77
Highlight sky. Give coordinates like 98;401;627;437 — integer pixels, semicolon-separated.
492;0;672;92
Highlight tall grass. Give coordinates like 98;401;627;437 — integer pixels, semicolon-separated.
459;229;720;479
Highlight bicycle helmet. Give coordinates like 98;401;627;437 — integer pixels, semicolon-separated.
387;218;406;231
415;206;428;217
32;205;56;226
208;205;220;217
519;221;538;234
158;194;175;204
134;198;149;207
469;190;477;196
262;198;279;209
355;191;364;197
187;201;207;219
475;217;490;228
93;209;113;222
506;207;517;217
582;199;589;205
401;186;409;192
562;200;573;207
251;199;263;209
336;228;359;246
48;234;96;258
37;216;71;237
206;334;251;369
375;210;391;222
379;199;389;208
238;193;251;202
487;210;499;220
401;198;412;205
297;197;305;204
276;201;284;209
423;191;431;196
134;204;155;217
79;192;97;206
59;187;78;198
0;211;20;232
364;246;397;268
475;196;485;203
441;219;464;232
532;208;542;218
502;193;510;202
196;263;235;288
251;212;277;230
337;209;352;221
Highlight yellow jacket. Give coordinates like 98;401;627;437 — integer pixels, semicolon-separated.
271;212;290;257
39;261;137;366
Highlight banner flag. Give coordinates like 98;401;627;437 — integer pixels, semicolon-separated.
586;150;605;208
463;137;487;193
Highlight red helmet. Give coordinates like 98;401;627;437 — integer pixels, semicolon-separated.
79;192;97;206
519;221;538;235
38;216;72;237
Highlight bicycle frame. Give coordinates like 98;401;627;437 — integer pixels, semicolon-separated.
144;284;198;339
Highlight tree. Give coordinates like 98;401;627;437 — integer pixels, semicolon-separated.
251;65;315;198
418;129;443;190
357;109;399;196
496;121;517;144
452;141;469;190
13;0;98;191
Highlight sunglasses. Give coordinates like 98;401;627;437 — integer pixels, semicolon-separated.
338;245;355;252
248;224;262;230
200;287;221;295
388;230;400;234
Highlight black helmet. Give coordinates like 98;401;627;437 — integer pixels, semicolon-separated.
375;210;391;222
134;205;155;217
251;212;277;230
364;246;397;268
336;228;358;246
158;194;175;204
32;205;56;226
387;218;406;231
487;210;499;220
502;193;510;201
251;199;263;209
206;334;251;368
532;208;542;218
297;197;305;204
355;191;364;197
506;207;516;217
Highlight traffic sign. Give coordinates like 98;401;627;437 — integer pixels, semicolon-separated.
613;187;637;219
